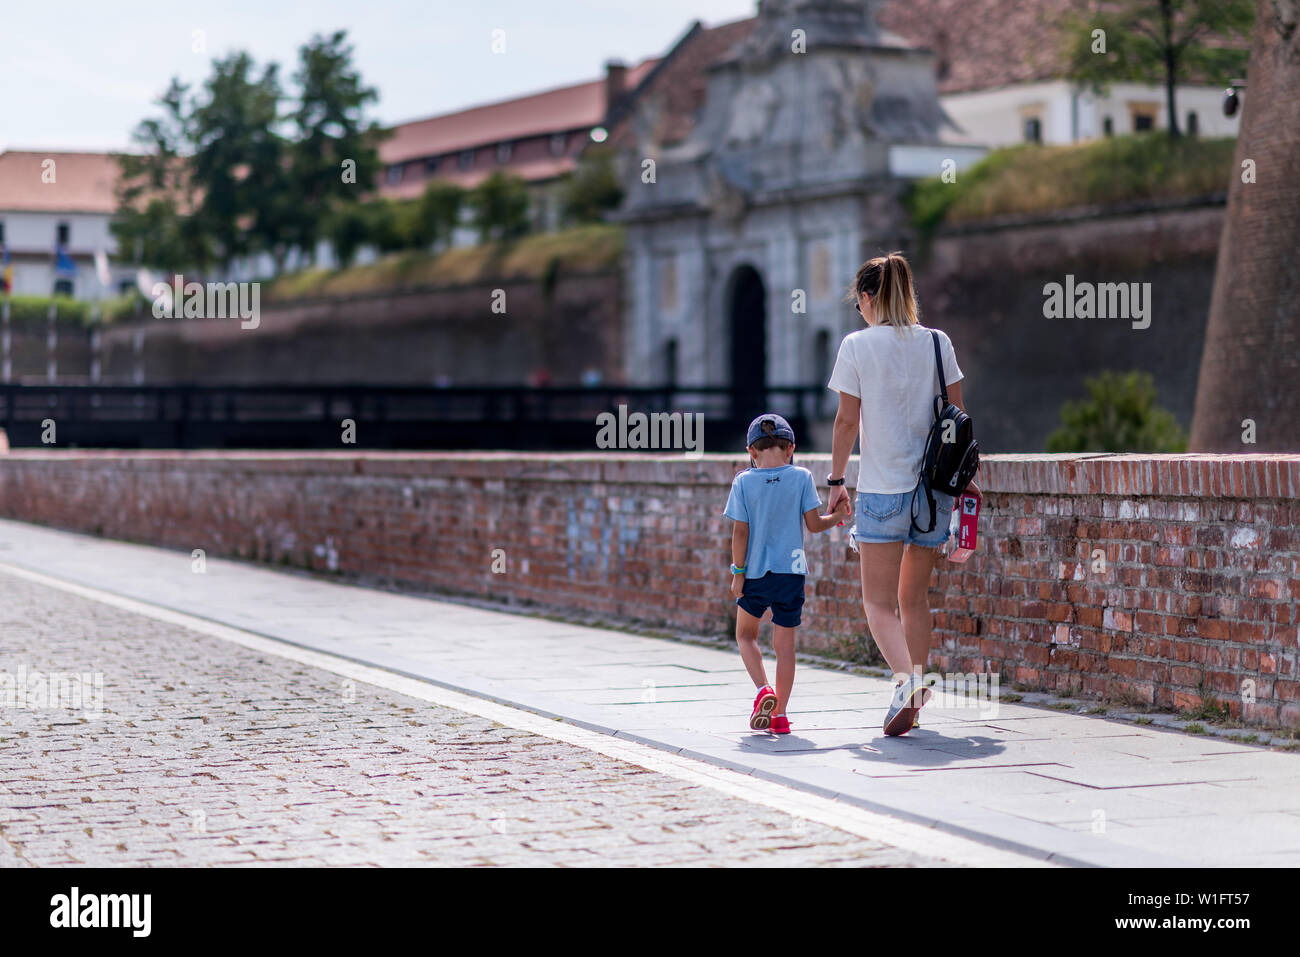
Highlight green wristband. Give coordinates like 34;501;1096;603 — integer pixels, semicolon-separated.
730;564;746;575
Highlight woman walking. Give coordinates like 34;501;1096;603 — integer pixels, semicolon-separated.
824;252;978;736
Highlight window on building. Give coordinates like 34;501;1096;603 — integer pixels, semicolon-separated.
57;222;70;246
118;279;136;295
1187;111;1199;136
663;339;678;387
1023;116;1042;144
53;279;73;297
1102;116;1114;136
386;164;404;185
549;133;567;157
458;149;475;171
0;221;5;244
424;157;440;175
1129;103;1158;133
496;141;512;164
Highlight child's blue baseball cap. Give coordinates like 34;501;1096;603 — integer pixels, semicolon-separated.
746;413;796;447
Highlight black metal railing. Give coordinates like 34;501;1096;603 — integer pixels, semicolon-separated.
0;384;832;451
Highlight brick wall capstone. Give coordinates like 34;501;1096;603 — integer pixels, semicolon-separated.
0;450;1296;729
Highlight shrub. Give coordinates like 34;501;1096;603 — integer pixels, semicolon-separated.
1045;370;1188;453
468;171;531;243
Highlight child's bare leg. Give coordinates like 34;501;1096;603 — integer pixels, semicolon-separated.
772;625;796;713
735;606;770;689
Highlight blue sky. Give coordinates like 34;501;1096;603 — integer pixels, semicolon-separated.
5;0;758;151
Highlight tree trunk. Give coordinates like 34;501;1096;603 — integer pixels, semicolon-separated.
1162;0;1181;137
1190;0;1300;450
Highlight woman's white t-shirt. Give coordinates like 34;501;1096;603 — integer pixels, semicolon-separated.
826;323;964;494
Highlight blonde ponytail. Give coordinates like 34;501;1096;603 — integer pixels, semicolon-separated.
846;251;919;328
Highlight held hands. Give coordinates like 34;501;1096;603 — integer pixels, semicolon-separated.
827;483;852;518
831;497;852;522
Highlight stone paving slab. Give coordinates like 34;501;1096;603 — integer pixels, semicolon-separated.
0;574;949;868
1;518;1298;866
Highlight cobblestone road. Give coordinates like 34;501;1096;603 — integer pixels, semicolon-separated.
0;576;949;867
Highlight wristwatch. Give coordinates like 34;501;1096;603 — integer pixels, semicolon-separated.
730;563;746;575
826;475;845;486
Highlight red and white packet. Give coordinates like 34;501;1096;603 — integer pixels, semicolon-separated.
945;489;981;563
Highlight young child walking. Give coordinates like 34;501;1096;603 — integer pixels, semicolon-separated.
724;414;850;733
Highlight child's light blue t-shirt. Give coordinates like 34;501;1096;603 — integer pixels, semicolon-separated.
723;465;824;578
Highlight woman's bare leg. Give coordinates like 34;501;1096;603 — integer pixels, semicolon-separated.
857;542;911;675
899;544;940;673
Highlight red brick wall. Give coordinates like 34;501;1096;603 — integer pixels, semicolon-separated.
1;450;1296;728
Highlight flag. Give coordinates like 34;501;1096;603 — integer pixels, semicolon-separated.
94;249;111;288
137;268;171;313
54;243;77;277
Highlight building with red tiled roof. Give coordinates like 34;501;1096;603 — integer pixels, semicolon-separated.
376;57;661;232
0;150;137;301
376;0;1247;215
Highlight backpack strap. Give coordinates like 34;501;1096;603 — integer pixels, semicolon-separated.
910;330;946;535
930;330;948;406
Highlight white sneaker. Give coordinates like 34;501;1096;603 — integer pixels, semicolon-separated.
884;674;928;736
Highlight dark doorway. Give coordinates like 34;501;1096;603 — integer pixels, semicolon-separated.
728;264;767;422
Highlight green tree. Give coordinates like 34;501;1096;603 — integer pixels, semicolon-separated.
114;79;214;274
415;181;465;250
357;198;413;253
189;51;287;270
288;31;386;264
561;146;624;224
468;172;532;243
1062;0;1253;138
1046;370;1188;452
325;201;372;269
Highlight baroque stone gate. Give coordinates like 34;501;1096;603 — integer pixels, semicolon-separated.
615;0;968;422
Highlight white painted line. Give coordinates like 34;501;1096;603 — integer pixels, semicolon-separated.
0;562;1053;868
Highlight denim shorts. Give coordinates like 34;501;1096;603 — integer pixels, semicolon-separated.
736;572;806;628
849;488;955;548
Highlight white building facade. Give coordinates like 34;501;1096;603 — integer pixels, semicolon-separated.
0;151;137;302
941;80;1241;147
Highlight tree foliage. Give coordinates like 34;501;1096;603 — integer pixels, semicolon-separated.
114;79;213;273
561;146;624;224
414;181;465;250
468;172;532;243
113;31;385;274
288;31;386;263
1061;0;1253;138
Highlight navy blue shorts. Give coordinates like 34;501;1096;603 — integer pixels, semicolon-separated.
737;572;806;628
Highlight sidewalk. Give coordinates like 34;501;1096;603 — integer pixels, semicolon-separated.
2;518;1298;866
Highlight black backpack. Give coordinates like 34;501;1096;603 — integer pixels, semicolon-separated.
911;330;980;534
